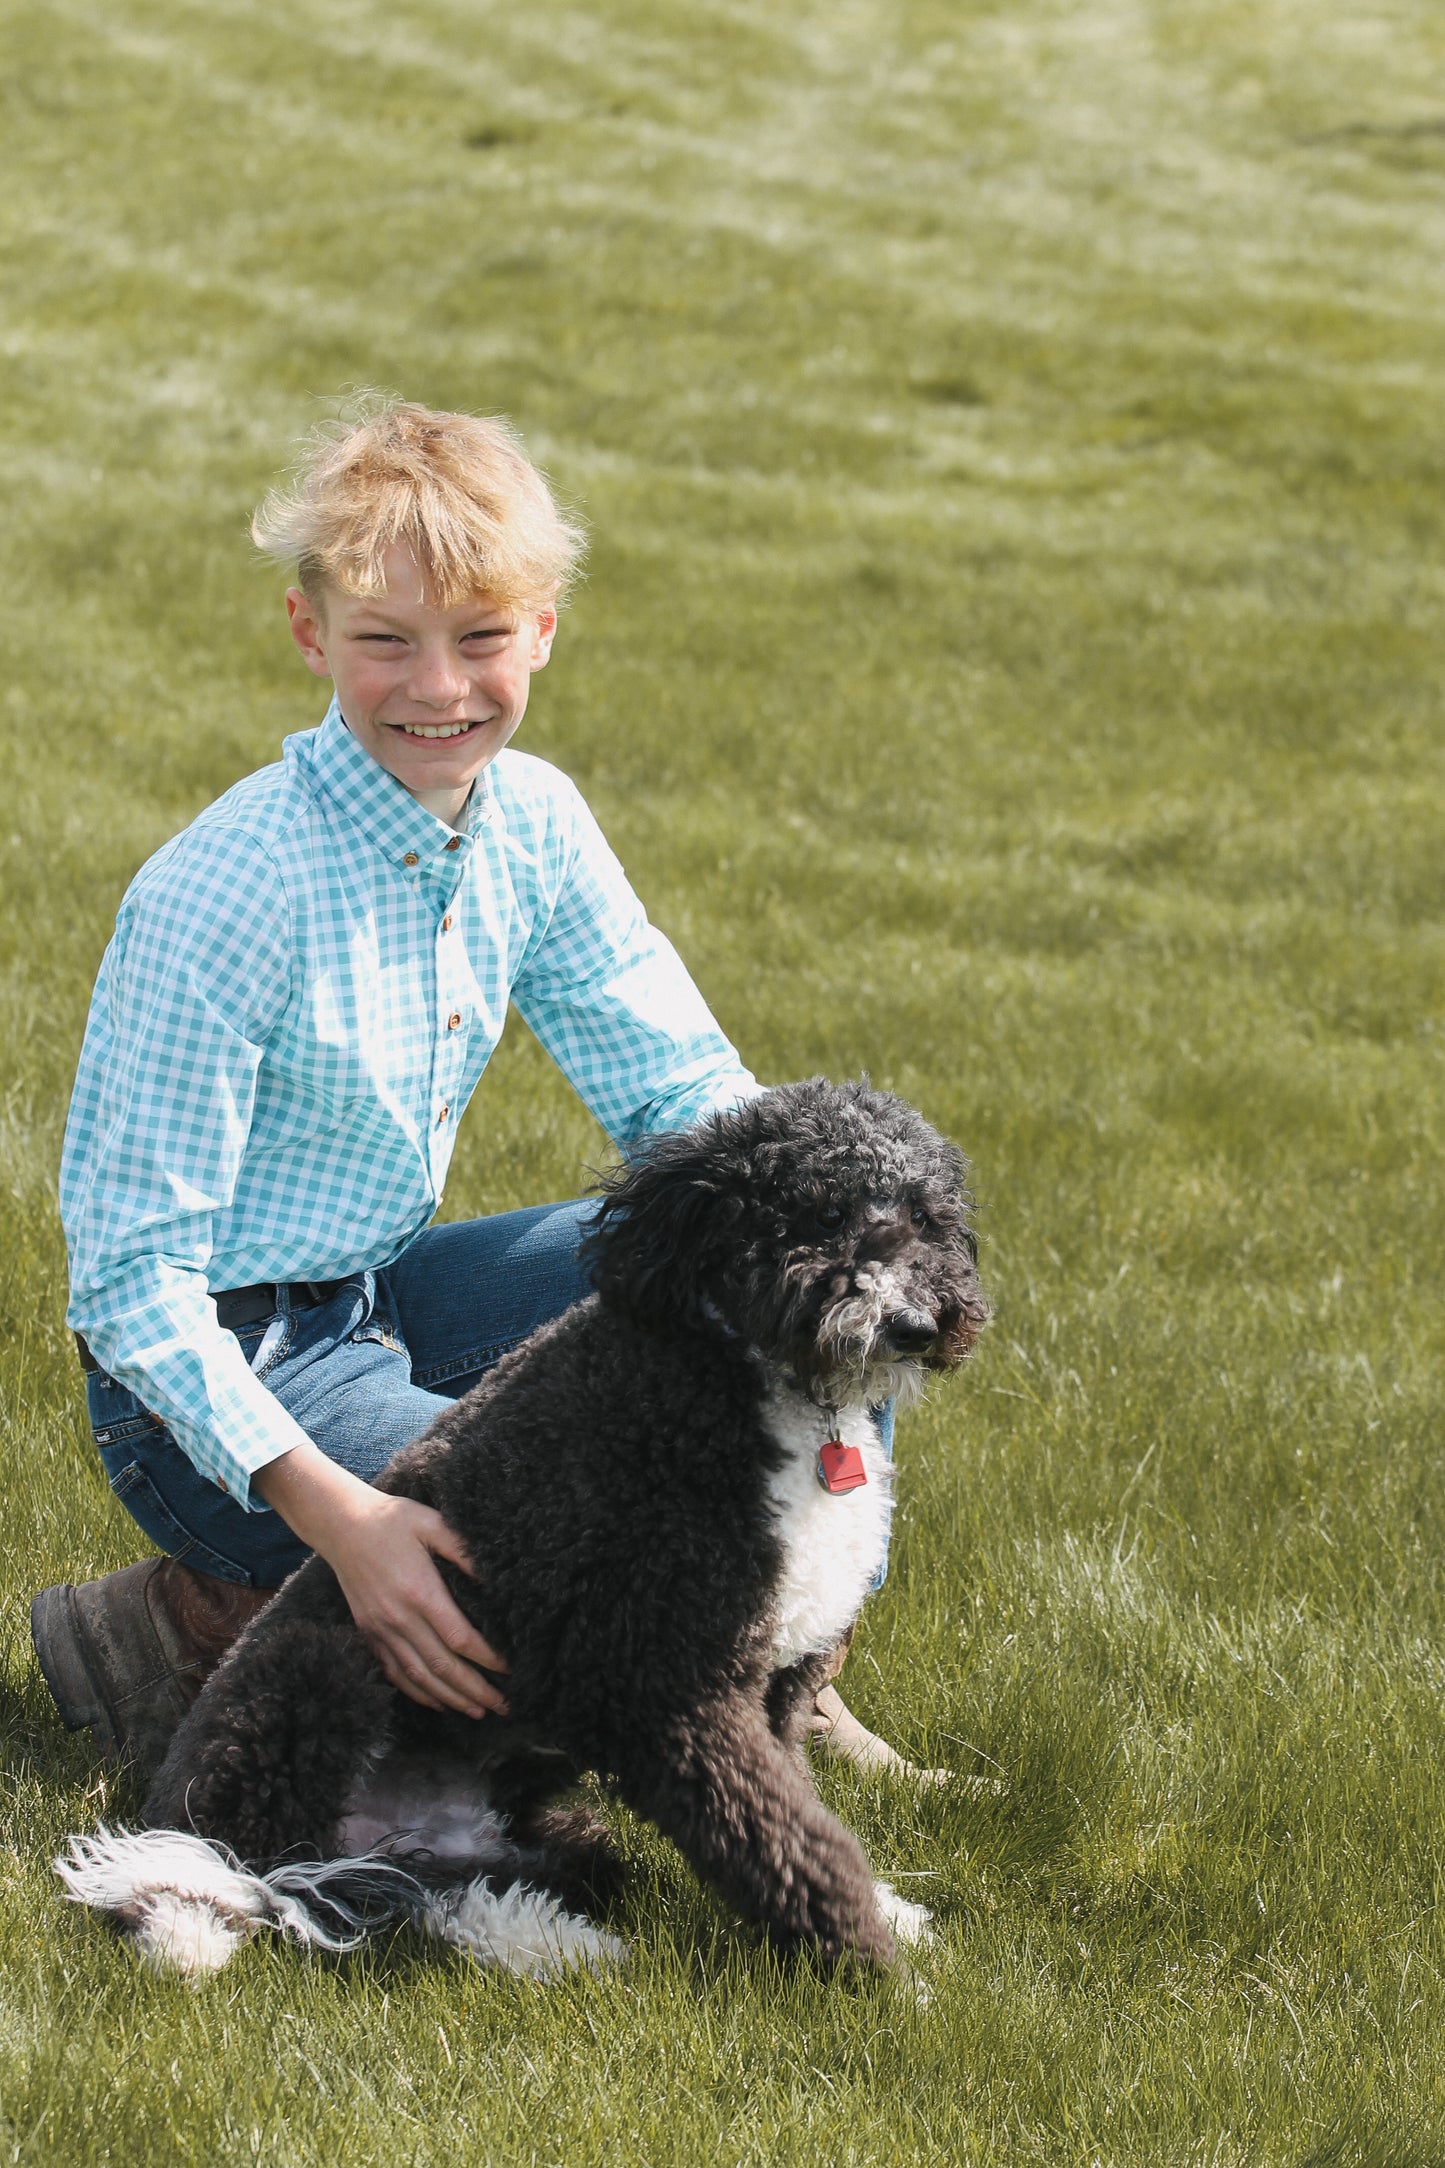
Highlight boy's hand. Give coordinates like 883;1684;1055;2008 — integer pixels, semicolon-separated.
324;1491;510;1717
252;1445;509;1720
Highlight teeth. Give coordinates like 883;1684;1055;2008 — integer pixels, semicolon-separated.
398;722;475;739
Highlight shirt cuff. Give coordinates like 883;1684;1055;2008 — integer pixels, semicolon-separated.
211;1400;319;1513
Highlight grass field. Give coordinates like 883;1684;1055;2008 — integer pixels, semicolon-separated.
3;0;1445;2159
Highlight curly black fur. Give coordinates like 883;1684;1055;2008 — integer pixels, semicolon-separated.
142;1079;989;1970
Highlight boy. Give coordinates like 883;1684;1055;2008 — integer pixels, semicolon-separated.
32;400;908;1777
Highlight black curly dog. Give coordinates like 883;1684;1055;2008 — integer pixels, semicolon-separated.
62;1080;988;1977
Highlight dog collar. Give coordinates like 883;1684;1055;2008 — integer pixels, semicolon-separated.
817;1411;868;1495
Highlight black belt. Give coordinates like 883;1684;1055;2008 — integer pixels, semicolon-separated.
74;1279;346;1375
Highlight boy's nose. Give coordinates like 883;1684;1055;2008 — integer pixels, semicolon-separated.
409;657;472;703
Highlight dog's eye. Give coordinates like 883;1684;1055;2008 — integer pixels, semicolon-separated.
909;1205;929;1230
814;1205;846;1233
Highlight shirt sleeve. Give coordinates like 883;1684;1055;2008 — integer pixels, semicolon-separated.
60;828;317;1510
510;785;762;1147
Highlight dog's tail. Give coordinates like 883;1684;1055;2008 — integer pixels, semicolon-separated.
55;1825;627;1981
54;1824;419;1976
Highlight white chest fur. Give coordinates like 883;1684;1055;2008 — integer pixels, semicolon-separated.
762;1389;893;1669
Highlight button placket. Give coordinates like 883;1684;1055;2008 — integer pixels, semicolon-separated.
431;880;470;1177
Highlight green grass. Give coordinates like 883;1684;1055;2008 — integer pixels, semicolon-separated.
2;0;1445;2157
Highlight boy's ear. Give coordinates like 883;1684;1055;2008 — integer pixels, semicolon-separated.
528;607;558;672
286;588;334;680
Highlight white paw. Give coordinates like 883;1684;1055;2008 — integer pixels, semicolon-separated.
427;1878;627;1978
873;1879;934;1947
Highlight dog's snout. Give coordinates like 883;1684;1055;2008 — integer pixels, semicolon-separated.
884;1307;938;1353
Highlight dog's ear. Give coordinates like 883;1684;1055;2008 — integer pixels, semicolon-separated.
583;1138;743;1329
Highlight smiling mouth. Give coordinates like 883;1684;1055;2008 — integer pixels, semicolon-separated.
389;719;486;740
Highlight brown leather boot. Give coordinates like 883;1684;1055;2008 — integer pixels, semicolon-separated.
30;1558;274;1775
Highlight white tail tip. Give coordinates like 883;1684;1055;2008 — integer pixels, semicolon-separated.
53;1826;413;1978
55;1826;276;1978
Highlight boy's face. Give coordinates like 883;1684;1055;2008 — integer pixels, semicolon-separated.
286;545;557;816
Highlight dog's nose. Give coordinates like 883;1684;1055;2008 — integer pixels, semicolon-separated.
885;1307;938;1353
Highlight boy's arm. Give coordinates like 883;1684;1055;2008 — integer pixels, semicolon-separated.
510;784;762;1146
61;829;315;1509
63;830;505;1717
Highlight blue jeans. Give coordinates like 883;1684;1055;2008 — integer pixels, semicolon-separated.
86;1201;894;1589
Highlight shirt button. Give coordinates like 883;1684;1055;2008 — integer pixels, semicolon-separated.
441;914;453;932
403;851;419;867
445;836;462;852
437;1104;450;1124
447;1011;462;1030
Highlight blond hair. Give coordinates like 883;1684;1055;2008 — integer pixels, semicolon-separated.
251;396;585;615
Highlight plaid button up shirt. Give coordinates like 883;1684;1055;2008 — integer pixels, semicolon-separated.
61;701;758;1507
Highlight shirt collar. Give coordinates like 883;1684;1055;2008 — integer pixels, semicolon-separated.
286;699;490;869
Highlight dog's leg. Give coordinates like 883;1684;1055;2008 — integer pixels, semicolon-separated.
74;1615;405;1975
144;1614;394;1863
509;1800;627;1915
389;1759;626;1980
765;1654;831;1751
763;1660;935;1956
619;1692;895;1967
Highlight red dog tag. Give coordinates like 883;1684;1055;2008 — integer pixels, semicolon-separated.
817;1439;868;1494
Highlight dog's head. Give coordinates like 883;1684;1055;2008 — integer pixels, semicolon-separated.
585;1078;989;1407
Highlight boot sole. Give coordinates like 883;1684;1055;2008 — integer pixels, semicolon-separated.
30;1584;120;1755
